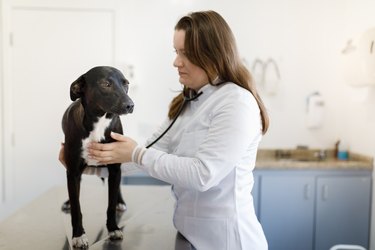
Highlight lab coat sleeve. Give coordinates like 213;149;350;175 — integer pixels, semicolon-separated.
139;93;262;191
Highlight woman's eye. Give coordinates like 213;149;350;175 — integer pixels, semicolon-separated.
174;49;186;56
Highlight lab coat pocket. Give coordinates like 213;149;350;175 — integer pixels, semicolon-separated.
176;129;207;157
184;216;228;250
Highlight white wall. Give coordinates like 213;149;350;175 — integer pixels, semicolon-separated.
114;0;375;153
1;0;374;247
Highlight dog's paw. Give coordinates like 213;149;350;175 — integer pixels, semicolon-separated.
116;202;127;212
108;230;123;240
72;234;89;249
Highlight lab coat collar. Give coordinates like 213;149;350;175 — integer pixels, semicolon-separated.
191;82;225;110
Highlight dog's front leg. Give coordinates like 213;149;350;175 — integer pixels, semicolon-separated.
106;164;123;240
67;171;89;248
116;186;127;212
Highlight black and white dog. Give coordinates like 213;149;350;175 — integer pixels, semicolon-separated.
62;66;134;248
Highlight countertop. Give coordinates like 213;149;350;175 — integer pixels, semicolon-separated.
255;149;373;170
0;185;193;250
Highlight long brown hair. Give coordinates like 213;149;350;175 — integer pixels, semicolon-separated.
169;10;269;134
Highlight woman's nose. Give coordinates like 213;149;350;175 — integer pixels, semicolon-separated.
173;56;183;68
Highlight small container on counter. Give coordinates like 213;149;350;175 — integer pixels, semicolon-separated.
336;140;349;160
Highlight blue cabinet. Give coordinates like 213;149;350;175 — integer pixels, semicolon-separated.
315;176;371;250
122;172;169;185
254;170;372;250
259;173;315;250
252;173;260;217
124;168;371;250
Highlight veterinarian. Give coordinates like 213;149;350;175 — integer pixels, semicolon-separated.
60;10;269;250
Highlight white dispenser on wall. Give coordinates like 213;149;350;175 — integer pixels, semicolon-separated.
306;92;325;129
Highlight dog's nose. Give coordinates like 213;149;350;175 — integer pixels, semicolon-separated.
125;103;134;113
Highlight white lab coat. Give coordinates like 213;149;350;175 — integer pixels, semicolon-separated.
138;83;268;250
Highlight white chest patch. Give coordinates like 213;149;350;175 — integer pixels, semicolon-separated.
81;114;113;166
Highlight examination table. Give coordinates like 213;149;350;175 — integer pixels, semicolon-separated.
0;184;193;249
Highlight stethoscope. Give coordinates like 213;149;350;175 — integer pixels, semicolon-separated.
145;88;203;149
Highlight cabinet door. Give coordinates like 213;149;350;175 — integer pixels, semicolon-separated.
315;176;371;250
259;175;315;250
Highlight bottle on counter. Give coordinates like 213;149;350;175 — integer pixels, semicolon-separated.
336;140;349;160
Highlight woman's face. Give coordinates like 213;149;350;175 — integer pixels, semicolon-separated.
173;29;209;91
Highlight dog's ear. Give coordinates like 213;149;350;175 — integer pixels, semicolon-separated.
70;75;85;101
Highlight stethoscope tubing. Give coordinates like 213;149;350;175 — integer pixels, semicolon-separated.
145;91;203;149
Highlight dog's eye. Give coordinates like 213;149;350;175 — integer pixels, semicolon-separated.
100;80;112;88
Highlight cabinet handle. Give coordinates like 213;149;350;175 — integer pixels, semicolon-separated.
304;184;311;200
322;185;328;201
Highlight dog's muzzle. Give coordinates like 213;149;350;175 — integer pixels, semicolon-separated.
124;103;134;114
119;101;134;115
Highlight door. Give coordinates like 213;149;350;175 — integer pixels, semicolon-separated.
315;176;371;250
4;6;115;209
259;174;315;250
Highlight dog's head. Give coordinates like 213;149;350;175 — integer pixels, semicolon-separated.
70;66;134;115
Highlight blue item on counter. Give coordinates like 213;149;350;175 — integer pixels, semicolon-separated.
337;151;349;160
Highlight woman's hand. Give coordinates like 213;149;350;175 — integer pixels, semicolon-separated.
88;132;138;165
59;143;67;169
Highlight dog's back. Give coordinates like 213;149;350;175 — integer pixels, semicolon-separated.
62;99;84;137
62;100;87;171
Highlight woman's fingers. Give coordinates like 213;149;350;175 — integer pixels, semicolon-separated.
89;133;128;152
89;149;110;164
88;142;119;164
86;133;135;164
89;141;113;151
110;132;127;142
